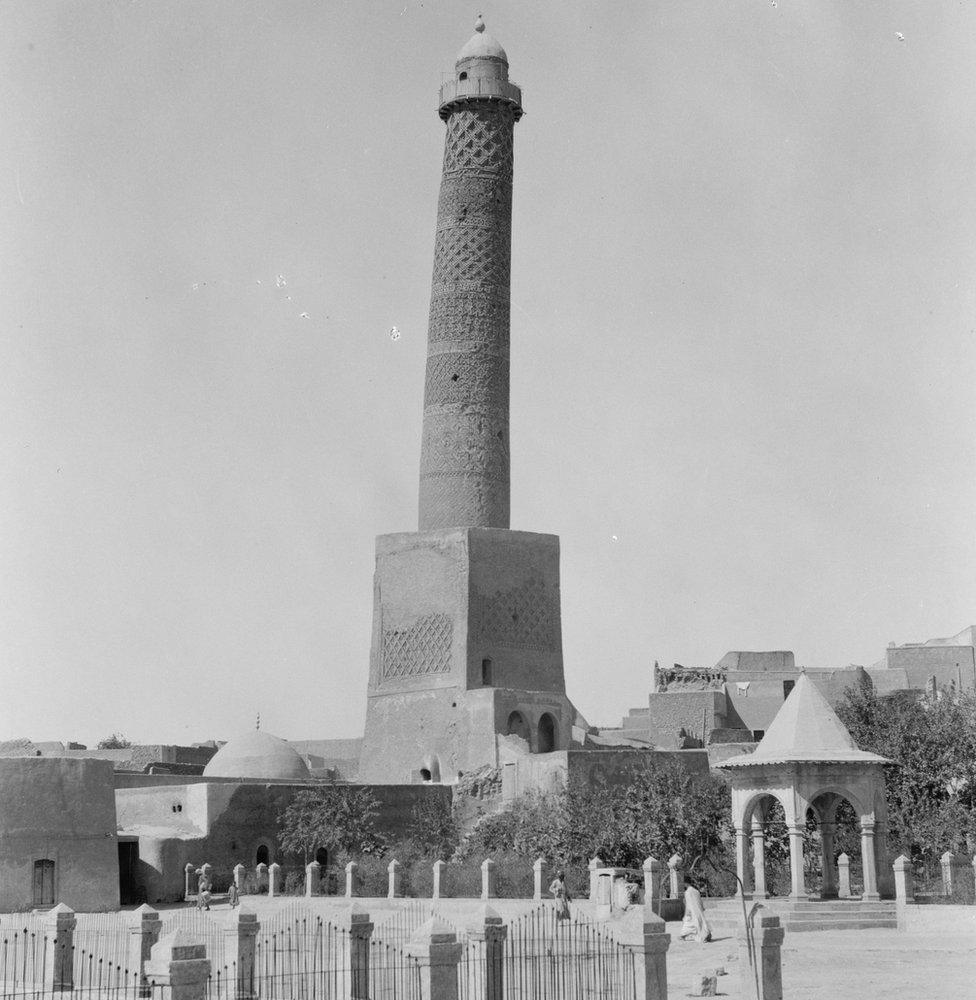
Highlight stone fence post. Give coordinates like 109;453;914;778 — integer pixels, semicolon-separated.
737;914;784;1000
642;857;662;915
128;904;162;996
233;865;246;893
184;864;196;901
267;863;282;898
143;931;211;1000
466;905;506;1000
345;861;359;898
667;854;684;898
255;863;268;894
588;856;603;899
43;904;76;993
892;855;914;904
481;858;496;900
532;858;544;901
200;863;213;887
940;851;963;896
224;908;259;1000
432;860;445;900
407;918;463;1000
305;861;322;897
388;859;402;898
341;904;374;1000
837;853;851;898
625;908;670;1000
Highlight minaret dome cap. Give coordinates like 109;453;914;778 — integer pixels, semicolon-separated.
456;15;508;65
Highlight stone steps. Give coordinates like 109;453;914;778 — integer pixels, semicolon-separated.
702;898;897;933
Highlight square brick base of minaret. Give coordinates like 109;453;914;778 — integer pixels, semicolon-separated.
357;527;576;784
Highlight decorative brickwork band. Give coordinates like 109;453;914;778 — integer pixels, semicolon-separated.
418;91;521;532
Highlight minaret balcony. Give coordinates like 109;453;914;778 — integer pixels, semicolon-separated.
438;78;523;119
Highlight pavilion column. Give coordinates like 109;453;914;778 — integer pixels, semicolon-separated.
820;822;838;899
860;820;880;900
734;826;750;896
750;818;767;900
787;825;806;900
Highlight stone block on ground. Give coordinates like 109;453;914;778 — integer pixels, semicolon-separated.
690;973;718;996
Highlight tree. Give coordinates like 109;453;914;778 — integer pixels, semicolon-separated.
458;759;735;893
404;793;459;859
97;733;132;749
278;784;383;864
836;678;976;860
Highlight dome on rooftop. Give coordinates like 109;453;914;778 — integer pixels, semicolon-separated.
457;15;508;64
203;731;310;781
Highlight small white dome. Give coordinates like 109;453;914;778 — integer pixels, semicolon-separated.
203;731;310;781
457;16;508;64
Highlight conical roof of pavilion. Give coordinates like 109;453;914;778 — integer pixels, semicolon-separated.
719;671;889;768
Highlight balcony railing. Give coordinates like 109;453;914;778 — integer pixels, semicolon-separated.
438;77;522;117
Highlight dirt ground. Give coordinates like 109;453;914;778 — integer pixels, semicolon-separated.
664;921;976;999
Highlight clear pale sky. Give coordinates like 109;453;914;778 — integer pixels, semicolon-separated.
2;2;974;748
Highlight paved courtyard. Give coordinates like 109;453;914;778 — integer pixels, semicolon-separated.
664;919;976;999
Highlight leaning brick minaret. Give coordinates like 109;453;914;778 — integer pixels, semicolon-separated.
358;19;576;785
418;16;523;531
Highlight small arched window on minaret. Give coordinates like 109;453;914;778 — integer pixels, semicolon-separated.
481;658;492;685
459;71;468;81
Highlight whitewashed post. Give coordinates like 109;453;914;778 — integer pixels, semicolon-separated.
628;909;670;1000
143;931;211;1000
737;915;784;1000
345;861;359;898
432;859;446;899
406;918;463;1000
127;904;162;996
466;905;506;1000
255;862;268;893
642;857;662;915
588;856;603;899
184;863;196;901
224;907;259;1000
940;850;963;896
837;853;851;898
892;855;914;904
306;861;322;897
340;905;373;1000
532;858;544;901
233;864;246;893
267;863;282;898
481;858;496;899
43;904;76;993
388;859;402;898
667;854;684;898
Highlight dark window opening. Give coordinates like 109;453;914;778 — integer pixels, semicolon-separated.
420;768;432;782
459;71;468;81
33;860;55;907
256;844;270;865
752;730;765;742
481;658;492;685
783;680;795;699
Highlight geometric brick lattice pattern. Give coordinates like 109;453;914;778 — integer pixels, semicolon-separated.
419;99;519;531
382;613;454;680
423;348;508;407
443;105;516;179
473;577;558;652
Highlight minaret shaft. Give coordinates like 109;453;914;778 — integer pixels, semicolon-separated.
418;66;521;530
